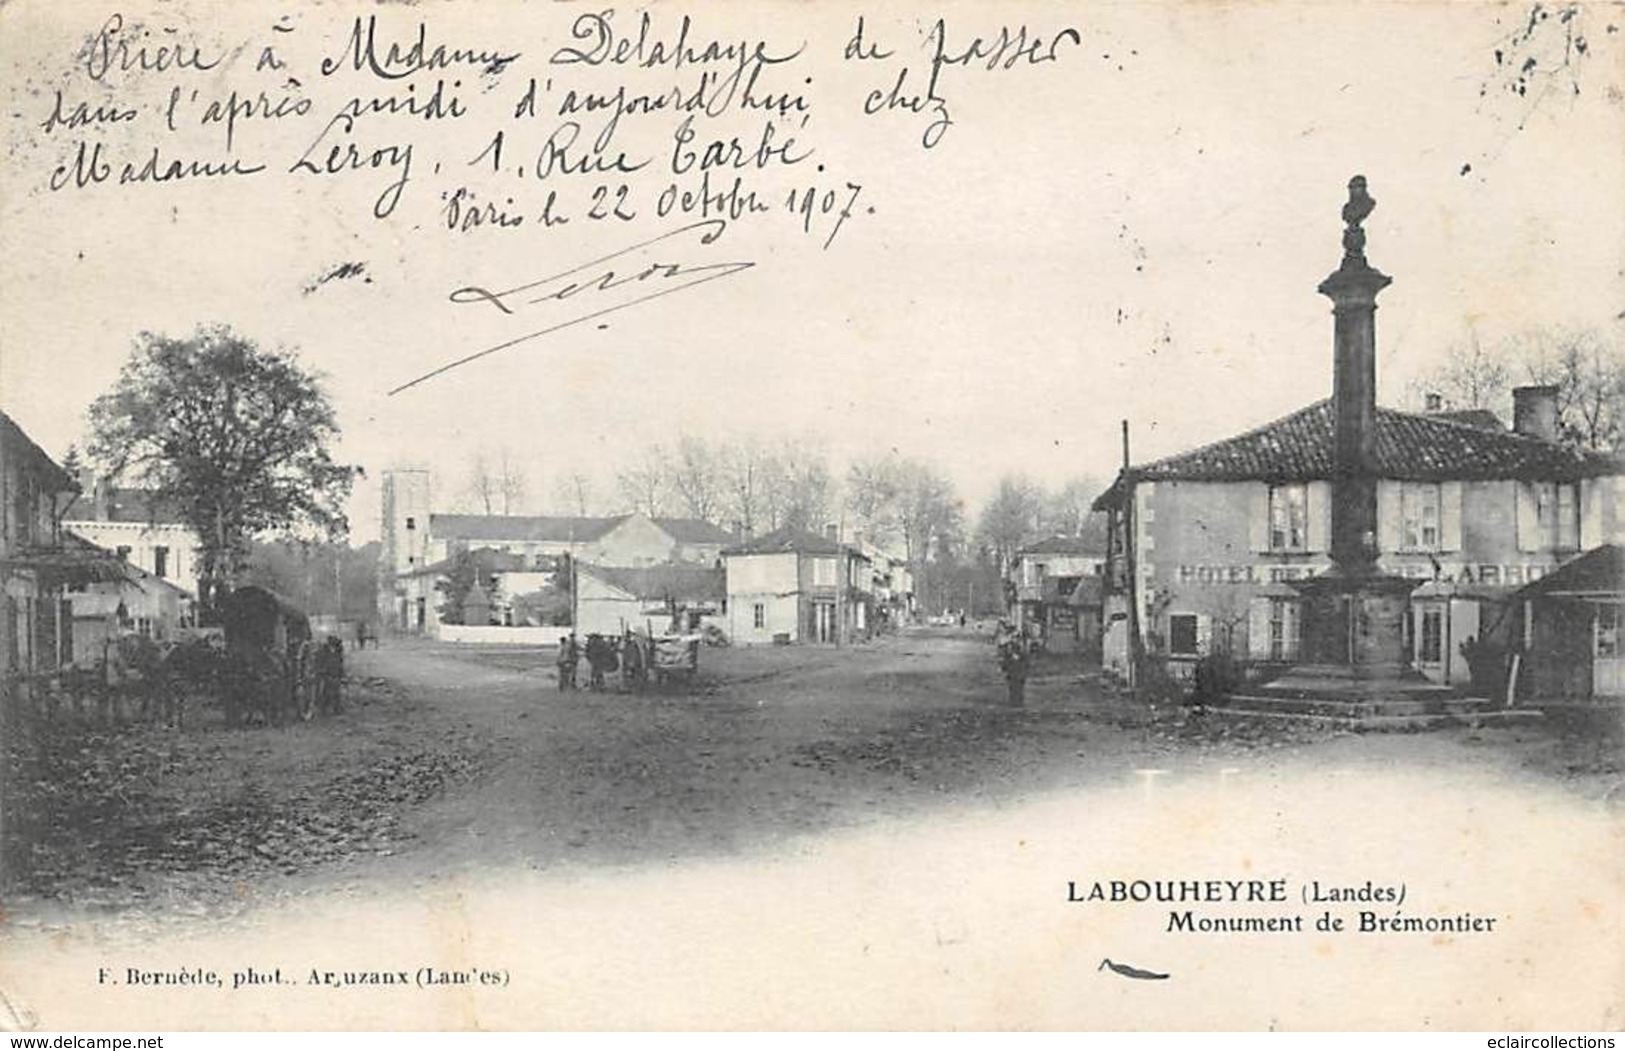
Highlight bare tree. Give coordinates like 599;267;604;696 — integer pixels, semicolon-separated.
764;438;834;533
463;451;498;515
845;454;905;547
669;434;724;523
1517;328;1625;451
719;439;776;537
976;474;1045;571
1406;332;1512;412
1411;327;1624;450
496;449;527;514
616;444;672;518
894;461;963;603
1040;475;1110;544
552;471;596;517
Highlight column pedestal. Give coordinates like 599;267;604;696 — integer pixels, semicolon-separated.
1262;568;1445;701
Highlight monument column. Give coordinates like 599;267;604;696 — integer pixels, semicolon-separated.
1319;175;1390;572
1286;176;1420;680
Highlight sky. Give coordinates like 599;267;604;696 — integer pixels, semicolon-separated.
2;0;1621;543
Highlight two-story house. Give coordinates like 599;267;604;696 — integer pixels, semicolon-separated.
378;463;736;633
0;413;126;676
1093;386;1625;686
1008;535;1108;653
723;526;871;645
62;480;202;600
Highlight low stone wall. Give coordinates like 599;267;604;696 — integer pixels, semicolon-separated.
436;624;570;647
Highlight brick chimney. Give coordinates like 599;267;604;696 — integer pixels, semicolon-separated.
824;523;839;541
1424;392;1443;413
1512;385;1559;441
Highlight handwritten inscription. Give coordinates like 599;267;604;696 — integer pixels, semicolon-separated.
35;7;1080;227
28;6;1083;387
391;220;755;394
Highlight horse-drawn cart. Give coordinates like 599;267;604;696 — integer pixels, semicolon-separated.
620;630;702;690
218;585;340;726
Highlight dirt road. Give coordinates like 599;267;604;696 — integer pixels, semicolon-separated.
364;630;1140;878
5;627;1618;926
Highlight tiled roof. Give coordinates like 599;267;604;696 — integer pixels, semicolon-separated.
1116;399;1621;487
429;513;733;547
398;546;542;578
1433;408;1504;432
1517;545;1623;598
723;525;864;557
0;412;76;493
580;563;726;602
652;518;734;545
429;514;622;543
1065;575;1104;607
1019;535;1107;557
63;486;186;524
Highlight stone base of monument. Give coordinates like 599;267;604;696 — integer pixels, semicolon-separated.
1212;570;1543;730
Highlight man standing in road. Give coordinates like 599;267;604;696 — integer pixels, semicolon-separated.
997;624;1029;707
556;632;579;691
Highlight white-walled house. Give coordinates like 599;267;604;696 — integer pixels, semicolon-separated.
575;563;726;637
62;482;201;601
1094;389;1625;686
377;475;736;634
724;527;871;645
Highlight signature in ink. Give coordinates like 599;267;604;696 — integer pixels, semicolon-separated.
388;219;754;395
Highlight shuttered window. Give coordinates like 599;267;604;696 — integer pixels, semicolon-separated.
1168;614;1199;656
1517;482;1582;552
1401;483;1441;551
1268;485;1308;551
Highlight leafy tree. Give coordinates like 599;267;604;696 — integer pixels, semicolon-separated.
241;540;381;619
59;444;87;485
87;325;357;617
434;549;482;625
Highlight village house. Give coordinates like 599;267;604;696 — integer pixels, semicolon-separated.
377;467;735;632
575;563;727;638
61;479;202;602
862;543;916;630
1008;535;1108;654
1;413;126;677
66;547;191;654
1093;388;1625;687
1511;543;1623;703
723;526;872;645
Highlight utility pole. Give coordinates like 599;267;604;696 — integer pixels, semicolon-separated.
1122;418;1139;690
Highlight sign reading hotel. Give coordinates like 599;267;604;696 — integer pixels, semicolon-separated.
1177;562;1560;587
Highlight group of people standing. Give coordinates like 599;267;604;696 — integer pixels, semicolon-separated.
555;631;642;692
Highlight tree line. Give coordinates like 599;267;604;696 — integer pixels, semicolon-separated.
455;436;1111;617
77;323;1113;623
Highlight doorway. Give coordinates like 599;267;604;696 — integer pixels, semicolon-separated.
1595;603;1623;698
811;601;836;643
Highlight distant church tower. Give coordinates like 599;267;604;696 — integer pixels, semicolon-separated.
379;467;432;626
